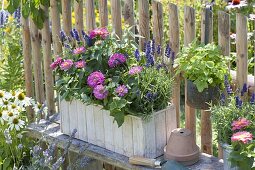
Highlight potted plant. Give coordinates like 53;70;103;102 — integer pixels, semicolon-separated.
211;77;255;170
52;28;176;158
174;41;230;109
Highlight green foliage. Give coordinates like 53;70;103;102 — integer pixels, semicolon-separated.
175;41;230;92
0;15;24;91
6;0;51;29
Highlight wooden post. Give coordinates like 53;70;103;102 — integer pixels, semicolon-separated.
184;6;196;140
50;0;62;55
22;17;34;121
86;0;96;32
111;0;122;39
99;0;108;27
74;0;84;34
169;3;180;127
152;0;163;47
200;8;213;155
138;0;150;50
30;19;45;104
236;13;248;89
61;0;72;35
218;11;230;159
42;6;55;116
123;0;135;34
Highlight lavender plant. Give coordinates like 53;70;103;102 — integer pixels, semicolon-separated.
52;28;173;126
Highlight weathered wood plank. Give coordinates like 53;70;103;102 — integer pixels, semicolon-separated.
132;117;145;156
138;0;150;50
61;0;72;35
122;116;134;157
166;105;177;141
152;0;163;48
69;100;78;137
143;116;156;158
60;100;70;135
74;0;84;35
86;0;96;31
184;6;196;140
99;0;108;27
169;3;180;127
236;13;248;89
123;0;135;34
111;0;122;39
154;111;166;156
86;105;96;143
77;101;87;141
113;120;124;155
94;106;105;147
103;111;115;151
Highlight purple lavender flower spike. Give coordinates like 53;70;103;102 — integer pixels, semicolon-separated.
60;30;67;42
157;45;161;55
250;93;255;104
72;29;80;41
241;83;247;96
220;93;225;105
14;7;21;23
152;39;155;55
235;96;242;109
134;49;140;61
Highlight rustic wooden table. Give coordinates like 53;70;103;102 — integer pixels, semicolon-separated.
27;115;224;170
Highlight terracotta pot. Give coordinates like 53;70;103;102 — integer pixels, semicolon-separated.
186;80;220;110
164;128;200;166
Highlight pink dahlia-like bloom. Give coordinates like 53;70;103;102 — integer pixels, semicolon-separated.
73;47;86;55
231;118;251;131
50;57;63;70
93;85;108;100
87;71;105;88
75;60;86;69
115;85;128;97
89;28;109;39
60;59;73;71
231;131;253;144
108;53;126;68
129;66;143;75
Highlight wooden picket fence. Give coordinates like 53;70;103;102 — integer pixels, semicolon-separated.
21;0;252;159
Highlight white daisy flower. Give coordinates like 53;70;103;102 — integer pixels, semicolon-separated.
0;90;12;101
8;117;25;131
0;99;12;109
0;110;4;125
33;102;48;115
14;92;32;107
2;110;19;121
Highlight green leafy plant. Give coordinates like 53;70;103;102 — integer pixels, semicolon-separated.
53;28;173;127
211;79;255;169
175;41;230;92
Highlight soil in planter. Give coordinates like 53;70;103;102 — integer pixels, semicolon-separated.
187;80;220;110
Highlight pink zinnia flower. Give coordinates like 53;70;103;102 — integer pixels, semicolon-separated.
231;118;251;131
115;85;128;97
75;60;86;69
50;57;63;70
93;85;108;100
87;71;105;88
129;66;143;75
231;131;253;144
60;59;73;71
108;53;126;68
73;47;86;55
89;27;109;39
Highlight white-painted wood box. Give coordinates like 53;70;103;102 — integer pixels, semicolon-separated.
60;100;177;158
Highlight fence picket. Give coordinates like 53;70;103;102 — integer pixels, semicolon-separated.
74;0;84;34
86;0;96;32
152;0;163;48
169;3;180;127
99;0;109;27
42;6;55;116
123;0;135;34
138;0;150;50
236;13;248;90
184;6;196;141
111;0;122;39
61;0;72;35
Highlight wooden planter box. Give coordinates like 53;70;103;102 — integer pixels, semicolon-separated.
60;100;177;158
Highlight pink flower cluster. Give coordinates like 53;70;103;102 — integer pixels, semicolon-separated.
60;59;73;71
231;118;251;131
87;71;105;88
129;66;143;75
108;53;126;68
231;131;253;144
89;28;109;39
75;60;86;69
93;85;108;100
87;71;108;100
73;47;86;55
115;85;128;97
50;57;63;70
